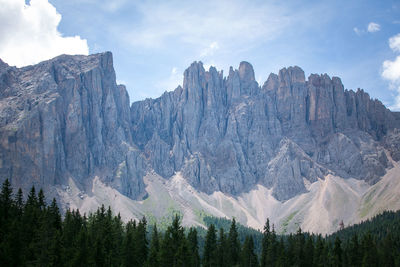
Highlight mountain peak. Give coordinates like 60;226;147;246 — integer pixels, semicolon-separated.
238;61;255;81
0;58;9;71
279;65;305;84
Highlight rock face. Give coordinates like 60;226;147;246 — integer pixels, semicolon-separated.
0;52;146;199
0;52;399;204
131;62;400;201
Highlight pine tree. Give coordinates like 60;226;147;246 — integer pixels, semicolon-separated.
294;228;305;267
38;188;46;210
217;228;228;267
15;188;23;215
0;179;13;265
314;235;325;267
187;227;200;267
0;179;13;222
304;235;314;267
260;219;270;267
348;233;361;267
134;216;148;266
48;230;63;267
286;234;295;266
159;229;174;267
240;235;259;267
123;220;136;267
266;224;278;267
332;236;342;267
175;235;190;267
159;214;186;267
361;232;378;267
22;186;41;265
203;224;218;267
275;236;286;267
228;218;240;266
381;233;395;267
48;198;62;230
147;224;160;267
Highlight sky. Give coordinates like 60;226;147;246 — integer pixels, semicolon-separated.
0;0;400;110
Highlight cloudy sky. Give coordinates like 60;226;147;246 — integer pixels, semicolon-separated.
1;0;400;110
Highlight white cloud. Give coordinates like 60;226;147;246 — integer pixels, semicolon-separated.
367;22;381;32
104;0;127;12
124;1;290;50
353;27;362;35
382;33;400;110
382;56;400;81
0;0;89;67
354;22;381;35
389;33;400;52
200;42;220;58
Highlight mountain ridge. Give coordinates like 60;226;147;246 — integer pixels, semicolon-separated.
1;51;400;233
130;56;399;201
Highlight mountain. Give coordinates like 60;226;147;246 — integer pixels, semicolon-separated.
0;53;146;199
1;52;400;234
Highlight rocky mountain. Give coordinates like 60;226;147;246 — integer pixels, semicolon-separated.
0;52;146;199
131;61;400;201
1;52;400;233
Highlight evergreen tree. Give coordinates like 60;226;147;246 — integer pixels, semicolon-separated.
159;214;186;267
134;217;148;266
332;236;342;267
48;198;62;230
15;188;24;214
361;232;378;267
217;228;228;267
147;224;160;267
71;226;89;266
187;227;201;267
22;186;41;265
159;229;174;267
294;228;305;267
203;224;218;267
123;220;136;267
347;233;361;267
275;236;286;267
304;235;314;267
314;235;325;267
260;219;270;267
0;179;13;222
266;224;278;267
0;179;13;265
381;234;395;267
240;235;259;267
38;188;46;210
228;218;241;266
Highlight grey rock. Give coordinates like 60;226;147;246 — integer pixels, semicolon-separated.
0;52;145;200
1;53;399;203
131;61;400;201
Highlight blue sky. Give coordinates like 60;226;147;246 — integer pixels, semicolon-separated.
1;0;400;110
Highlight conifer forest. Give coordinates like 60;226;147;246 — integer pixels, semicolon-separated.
1;179;400;267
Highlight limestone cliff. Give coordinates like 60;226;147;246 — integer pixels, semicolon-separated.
0;52;146;199
0;52;399;204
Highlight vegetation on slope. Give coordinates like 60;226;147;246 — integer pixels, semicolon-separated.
1;179;400;266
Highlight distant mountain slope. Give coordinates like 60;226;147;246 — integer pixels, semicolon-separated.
1;52;400;233
131;61;400;201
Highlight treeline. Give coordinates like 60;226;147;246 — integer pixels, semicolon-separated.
330;210;400;242
1;179;400;266
203;216;263;255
